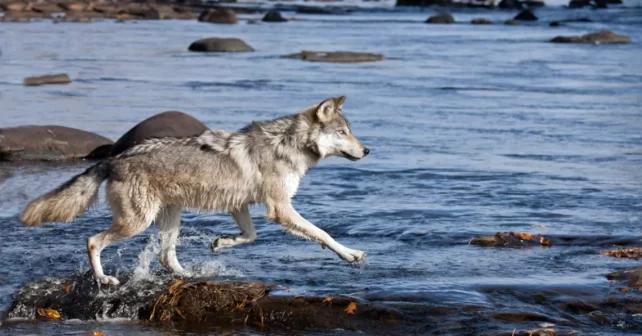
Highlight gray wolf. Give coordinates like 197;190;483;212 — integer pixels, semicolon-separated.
20;96;370;285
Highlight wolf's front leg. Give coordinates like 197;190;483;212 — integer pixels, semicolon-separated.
212;205;257;251
267;203;365;263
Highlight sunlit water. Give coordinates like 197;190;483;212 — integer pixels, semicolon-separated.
1;5;641;335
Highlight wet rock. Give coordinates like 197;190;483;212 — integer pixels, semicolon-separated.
282;50;385;63
198;8;238;24
504;19;519;25
469;232;552;247
262;10;287;22
30;2;63;13
0;2;30;11
498;0;524;8
514;10;537;21
0;125;113;162
601;247;642;259
568;0;590;7
493;312;552;322
115;13;138;22
295;6;352;15
522;0;546;6
57;2;88;12
1;10;49;22
7;275;405;331
188;38;254;52
24;73;71;86
471;18;492;24
607;267;642;288
110;111;208;156
587;310;610;325
395;0;453;6
548;18;591;27
550;31;630;44
426;13;455;24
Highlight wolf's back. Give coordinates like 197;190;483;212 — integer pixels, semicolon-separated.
20;161;109;226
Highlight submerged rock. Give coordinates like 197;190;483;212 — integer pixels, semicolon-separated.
282;50;385;63
395;0;454;6
262;10;287;22
607;266;642;288
198;8;238;24
601;247;642;259
498;0;524;8
188;38;254;52
514;9;537;21
295;6;352;15
110;111;208;156
469;232;552;247
24;73;71;86
550;31;631;44
471;18;492;24
0;125;113;162
504;19;519;25
426;13;455;24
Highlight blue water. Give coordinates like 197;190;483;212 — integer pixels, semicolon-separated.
1;6;642;335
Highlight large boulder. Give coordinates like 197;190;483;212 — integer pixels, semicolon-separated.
110;111;209;156
550;30;631;44
282;50;385;63
262;10;287;22
514;9;537;21
425;13;455;24
498;0;524;8
188;38;254;52
198;8;238;24
0;126;113;162
24;74;71;86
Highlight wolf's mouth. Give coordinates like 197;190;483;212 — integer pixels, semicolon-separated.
341;151;361;161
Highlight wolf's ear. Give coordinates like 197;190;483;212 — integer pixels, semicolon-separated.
316;97;336;123
335;95;346;108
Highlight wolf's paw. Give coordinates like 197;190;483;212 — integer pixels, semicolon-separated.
211;235;233;251
340;248;365;263
96;275;120;286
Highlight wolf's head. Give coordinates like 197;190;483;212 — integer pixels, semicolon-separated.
308;96;370;161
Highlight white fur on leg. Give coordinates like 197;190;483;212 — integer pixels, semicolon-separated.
87;232;120;285
278;205;365;263
156;206;184;274
212;205;256;251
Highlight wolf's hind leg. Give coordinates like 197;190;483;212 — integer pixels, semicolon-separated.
156;205;184;274
87;205;155;285
212;205;256;251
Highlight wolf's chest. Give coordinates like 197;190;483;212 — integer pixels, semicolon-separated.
282;173;301;198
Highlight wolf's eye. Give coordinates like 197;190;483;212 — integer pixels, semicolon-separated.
338;130;346;135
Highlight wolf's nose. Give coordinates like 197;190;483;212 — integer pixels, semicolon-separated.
363;148;370;156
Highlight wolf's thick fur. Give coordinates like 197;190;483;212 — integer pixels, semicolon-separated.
20;96;369;285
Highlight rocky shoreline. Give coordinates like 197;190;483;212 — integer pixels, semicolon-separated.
0;0;209;22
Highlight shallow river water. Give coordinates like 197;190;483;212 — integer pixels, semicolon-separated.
1;5;642;336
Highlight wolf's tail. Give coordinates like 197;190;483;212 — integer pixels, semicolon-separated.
20;161;109;226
